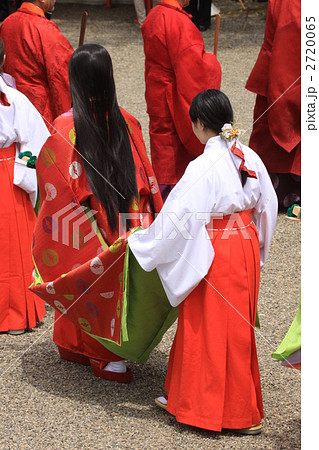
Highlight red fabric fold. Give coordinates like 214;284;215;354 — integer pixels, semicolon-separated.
231;141;257;179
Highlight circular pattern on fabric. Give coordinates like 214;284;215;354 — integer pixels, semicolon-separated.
90;257;104;275
109;237;122;253
76;279;90;294
41;147;56;167
78;317;91;333
148;176;159;194
69;128;76;145
42;249;59;267
85;302;99;318
64;294;74;301
54;301;67;315
116;299;121;318
100;291;114;299
110;318;115;337
44;183;57;201
42;216;58;234
69;161;83;179
46;282;56;295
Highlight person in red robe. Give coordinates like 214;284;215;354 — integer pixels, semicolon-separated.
0;37;49;334
141;0;222;201
32;44;163;381
0;0;73;130
245;0;301;210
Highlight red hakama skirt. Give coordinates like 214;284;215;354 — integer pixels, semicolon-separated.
0;144;45;331
165;210;264;431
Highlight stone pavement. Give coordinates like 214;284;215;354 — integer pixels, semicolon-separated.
0;1;300;448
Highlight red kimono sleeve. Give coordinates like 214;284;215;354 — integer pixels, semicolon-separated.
41;22;74;120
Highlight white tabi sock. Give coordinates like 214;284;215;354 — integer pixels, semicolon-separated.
103;361;127;373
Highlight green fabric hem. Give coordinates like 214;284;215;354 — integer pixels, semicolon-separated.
89;245;178;364
90;305;178;364
31;254;44;285
121;245;130;343
271;297;301;361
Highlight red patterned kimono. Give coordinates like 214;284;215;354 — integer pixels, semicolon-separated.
142;0;221;185
32;108;163;362
0;2;73;129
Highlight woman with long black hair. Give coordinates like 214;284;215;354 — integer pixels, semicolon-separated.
32;44;163;382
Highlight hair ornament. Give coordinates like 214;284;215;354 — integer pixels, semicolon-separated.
220;123;242;141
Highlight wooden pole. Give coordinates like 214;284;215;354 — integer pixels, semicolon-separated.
237;0;249;31
214;14;221;56
79;11;88;47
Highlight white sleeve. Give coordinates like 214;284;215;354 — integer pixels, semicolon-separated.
14;91;50;156
12;90;50;207
128;159;215;307
252;165;278;268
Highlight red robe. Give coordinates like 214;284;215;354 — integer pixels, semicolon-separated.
141;0;221;184
0;144;45;332
0;84;47;332
245;0;301;176
0;2;73;129
32;108;163;361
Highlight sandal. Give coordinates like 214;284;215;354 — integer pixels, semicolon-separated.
286;204;301;221
89;358;133;383
58;346;90;366
230;423;262;435
155;395;168;410
7;329;26;335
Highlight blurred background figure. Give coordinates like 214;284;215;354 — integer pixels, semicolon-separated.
141;0;221;202
185;0;215;32
246;0;301;211
0;0;73;130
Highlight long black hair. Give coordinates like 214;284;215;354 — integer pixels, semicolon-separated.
69;44;138;232
189;89;247;186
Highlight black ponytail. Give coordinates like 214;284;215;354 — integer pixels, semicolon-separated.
189;89;247;187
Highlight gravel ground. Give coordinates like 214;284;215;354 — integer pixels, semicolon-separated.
0;1;301;448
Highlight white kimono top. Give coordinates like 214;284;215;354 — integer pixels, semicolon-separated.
0;75;50;206
128;135;278;307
